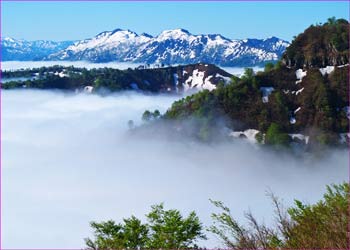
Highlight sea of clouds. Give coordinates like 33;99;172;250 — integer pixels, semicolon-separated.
2;89;347;248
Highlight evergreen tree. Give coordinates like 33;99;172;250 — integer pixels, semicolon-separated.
142;110;152;122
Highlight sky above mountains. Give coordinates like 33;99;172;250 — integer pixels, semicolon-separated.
3;1;349;41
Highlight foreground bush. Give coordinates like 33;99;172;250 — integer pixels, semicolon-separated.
85;183;349;249
210;182;349;249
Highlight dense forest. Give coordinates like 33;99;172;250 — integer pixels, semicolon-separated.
282;17;349;67
161;18;349;147
2;65;177;92
1;63;231;93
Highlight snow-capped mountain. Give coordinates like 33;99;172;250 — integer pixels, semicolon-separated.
47;28;289;66
2;29;289;66
1;37;74;61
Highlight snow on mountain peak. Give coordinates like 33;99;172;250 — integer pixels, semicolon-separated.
141;32;154;38
64;28;152;54
3;28;290;66
1;37;74;61
3;37;16;42
157;28;192;40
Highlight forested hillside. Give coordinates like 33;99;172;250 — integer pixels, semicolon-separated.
163;18;349;147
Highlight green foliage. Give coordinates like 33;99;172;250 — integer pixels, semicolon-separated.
6;21;347;149
123;216;149;249
274;60;283;70
85;218;148;250
142;109;162;122
164;88;227;142
230;76;240;85
241;68;255;81
265;123;290;146
153;109;160;118
301;71;336;131
274;92;283;107
286;183;349;248
315;131;338;146
255;132;264;144
142;110;152;122
209;198;284;249
326;16;337;25
165;60;348;147
146;203;206;249
264;62;275;72
1;65;178;92
85;203;205;249
210;183;349;249
94;77;102;89
282;17;349;67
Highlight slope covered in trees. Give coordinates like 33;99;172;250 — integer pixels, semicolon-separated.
1;63;231;93
282;17;349;67
163;18;349;147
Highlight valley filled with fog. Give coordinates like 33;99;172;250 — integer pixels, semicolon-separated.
2;88;347;248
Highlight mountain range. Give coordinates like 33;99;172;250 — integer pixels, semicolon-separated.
1;37;73;61
2;18;348;148
2;29;289;66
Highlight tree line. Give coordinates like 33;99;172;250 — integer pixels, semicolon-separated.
85;182;349;249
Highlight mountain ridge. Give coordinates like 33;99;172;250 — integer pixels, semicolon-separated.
2;28;289;66
48;28;289;66
1;37;74;61
1;63;233;93
2;18;349;148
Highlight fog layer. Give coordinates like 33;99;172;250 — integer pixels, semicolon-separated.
2;89;347;248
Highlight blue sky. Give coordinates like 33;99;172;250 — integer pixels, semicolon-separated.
2;1;349;41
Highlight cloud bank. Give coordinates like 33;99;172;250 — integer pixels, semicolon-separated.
2;89;348;248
